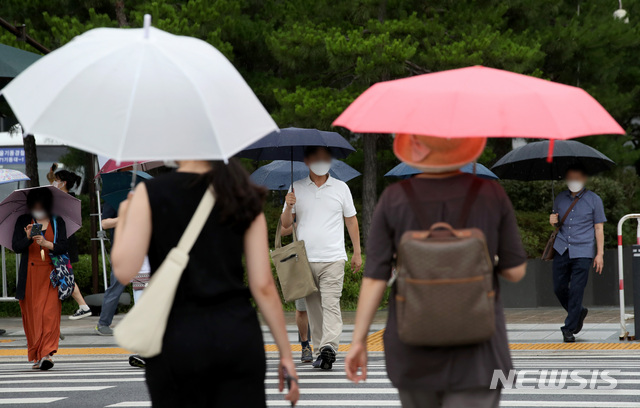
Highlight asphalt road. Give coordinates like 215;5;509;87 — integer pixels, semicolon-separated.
1;352;640;407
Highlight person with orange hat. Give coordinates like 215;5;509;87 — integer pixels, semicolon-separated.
345;134;527;408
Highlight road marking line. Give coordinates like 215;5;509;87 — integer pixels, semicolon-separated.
500;402;640;407
0;378;145;384
105;403;150;407
264;379;391;384
0;386;114;393
0;372;142;379
267;401;401;407
0;398;67;405
265;389;397;394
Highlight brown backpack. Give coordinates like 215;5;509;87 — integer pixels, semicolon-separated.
395;178;496;347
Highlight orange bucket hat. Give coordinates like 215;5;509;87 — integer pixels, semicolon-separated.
393;134;487;173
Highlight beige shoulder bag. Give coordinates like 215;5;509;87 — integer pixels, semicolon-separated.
114;188;215;357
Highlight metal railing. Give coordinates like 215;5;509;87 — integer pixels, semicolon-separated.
616;214;640;340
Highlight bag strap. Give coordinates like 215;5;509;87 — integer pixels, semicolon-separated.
176;188;216;252
557;190;585;228
401;177;483;230
274;216;298;249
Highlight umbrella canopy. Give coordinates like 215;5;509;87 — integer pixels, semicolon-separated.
333;66;625;158
0;43;41;80
0;169;30;185
237;127;356;161
385;162;499;180
251;160;361;190
491;140;615;181
101;171;152;209
98;156;163;174
0;15;277;162
0;186;81;251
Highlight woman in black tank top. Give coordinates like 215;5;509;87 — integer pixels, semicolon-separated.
110;159;299;407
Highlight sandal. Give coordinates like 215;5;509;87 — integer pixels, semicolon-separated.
31;361;40;370
39;356;54;371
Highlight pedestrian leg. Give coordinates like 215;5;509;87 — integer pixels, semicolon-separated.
305;263;324;357
552;251;571;311
441;387;501;408
97;270;126;333
398;389;441;407
564;257;591;332
318;260;345;352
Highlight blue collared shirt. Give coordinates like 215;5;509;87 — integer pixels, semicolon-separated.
553;189;606;259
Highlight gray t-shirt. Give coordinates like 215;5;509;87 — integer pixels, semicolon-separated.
365;174;527;391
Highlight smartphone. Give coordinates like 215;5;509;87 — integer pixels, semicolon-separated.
31;223;43;237
282;367;294;407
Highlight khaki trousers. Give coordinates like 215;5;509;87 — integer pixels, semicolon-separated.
305;260;345;356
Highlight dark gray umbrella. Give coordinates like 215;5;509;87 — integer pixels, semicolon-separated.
491;140;615;181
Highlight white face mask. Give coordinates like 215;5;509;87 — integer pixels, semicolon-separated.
32;210;47;221
567;181;584;193
163;160;179;168
309;161;331;176
52;181;64;190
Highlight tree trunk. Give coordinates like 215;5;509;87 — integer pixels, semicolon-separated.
23;135;40;187
115;1;128;27
362;134;378;246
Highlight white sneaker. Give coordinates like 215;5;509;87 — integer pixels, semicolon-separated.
69;308;92;320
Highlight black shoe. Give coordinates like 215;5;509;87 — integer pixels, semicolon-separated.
312;355;323;368
574;308;589;335
0;329;5;336
319;346;336;370
129;355;146;368
562;330;575;343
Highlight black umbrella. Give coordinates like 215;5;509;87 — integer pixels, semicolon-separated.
236;127;356;186
491;140;615;181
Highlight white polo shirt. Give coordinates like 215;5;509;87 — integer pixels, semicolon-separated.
283;175;357;262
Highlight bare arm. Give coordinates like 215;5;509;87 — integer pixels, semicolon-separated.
245;213;299;403
500;263;527;282
594;223;604;274
345;215;362;273
101;217;119;230
345;277;387;382
111;184;151;284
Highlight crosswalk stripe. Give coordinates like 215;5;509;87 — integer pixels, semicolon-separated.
0;398;67;405
500;402;640;407
0;372;143;379
264;379;391;384
265;389;397;394
105;403;150;407
502;388;640;395
0;378;145;384
267;401;401;407
0;386;115;393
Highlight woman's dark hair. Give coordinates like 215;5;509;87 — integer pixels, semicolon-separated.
55;170;81;189
27;188;54;215
204;158;266;229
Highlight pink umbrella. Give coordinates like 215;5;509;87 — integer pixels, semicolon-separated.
333;66;625;159
99;159;163;174
0;186;81;251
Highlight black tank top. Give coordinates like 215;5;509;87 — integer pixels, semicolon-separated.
144;172;251;308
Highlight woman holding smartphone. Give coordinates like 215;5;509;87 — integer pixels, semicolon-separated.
13;188;68;370
111;159;299;407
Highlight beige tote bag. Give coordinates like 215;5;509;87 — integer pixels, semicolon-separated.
270;218;317;302
114;188;215;358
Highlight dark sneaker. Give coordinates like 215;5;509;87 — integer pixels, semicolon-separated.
39;356;54;371
574;308;589;335
129;355;146;368
319;346;336;370
301;345;313;363
0;329;6;336
95;325;113;336
562;330;575;343
69;308;92;320
312;355;323;368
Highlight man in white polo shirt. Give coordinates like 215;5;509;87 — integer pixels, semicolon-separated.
282;146;362;370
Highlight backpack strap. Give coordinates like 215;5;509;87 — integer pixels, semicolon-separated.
52;216;58;244
401;177;484;230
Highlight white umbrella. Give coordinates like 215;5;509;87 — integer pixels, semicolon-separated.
0;15;278;162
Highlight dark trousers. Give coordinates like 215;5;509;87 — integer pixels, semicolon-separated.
552;250;591;332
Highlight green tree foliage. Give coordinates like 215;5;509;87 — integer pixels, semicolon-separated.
2;0;640;253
